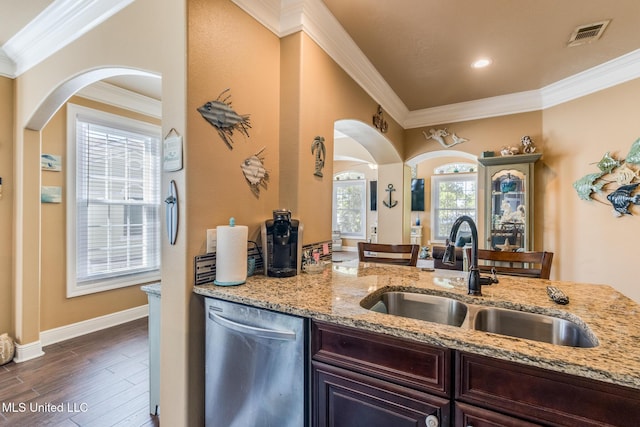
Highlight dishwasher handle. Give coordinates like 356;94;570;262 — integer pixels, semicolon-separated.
209;310;297;341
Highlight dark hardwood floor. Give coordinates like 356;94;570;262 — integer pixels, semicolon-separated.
0;318;160;426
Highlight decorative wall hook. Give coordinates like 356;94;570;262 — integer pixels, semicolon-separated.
197;88;251;149
383;184;398;208
373;105;388;133
311;136;326;177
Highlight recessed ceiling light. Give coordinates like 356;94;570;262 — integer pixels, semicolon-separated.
471;58;492;69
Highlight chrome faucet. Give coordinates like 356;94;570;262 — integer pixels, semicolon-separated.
442;215;498;296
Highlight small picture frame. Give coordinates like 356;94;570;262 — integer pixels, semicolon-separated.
41;186;62;203
163;129;183;172
41;154;62;171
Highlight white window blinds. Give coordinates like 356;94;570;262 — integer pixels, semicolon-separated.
67;104;161;296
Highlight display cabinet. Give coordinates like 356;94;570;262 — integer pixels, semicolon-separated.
478;153;540;251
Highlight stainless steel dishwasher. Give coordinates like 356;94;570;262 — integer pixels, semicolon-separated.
205;297;308;427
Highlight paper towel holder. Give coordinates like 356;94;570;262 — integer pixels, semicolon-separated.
165;180;178;245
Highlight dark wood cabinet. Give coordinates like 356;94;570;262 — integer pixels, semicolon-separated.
312;321;451;427
311;321;640;427
314;361;450;427
456;352;640;426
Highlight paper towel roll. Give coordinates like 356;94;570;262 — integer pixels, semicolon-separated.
214;219;248;286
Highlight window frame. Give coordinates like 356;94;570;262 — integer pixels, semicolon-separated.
430;172;477;243
332;178;367;239
66;103;161;297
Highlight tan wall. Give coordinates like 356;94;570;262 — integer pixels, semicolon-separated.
283;32;405;244
39;96;158;331
406;112;543;248
0;76;13;335
542;78;640;302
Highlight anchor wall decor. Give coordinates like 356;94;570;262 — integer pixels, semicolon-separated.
383;183;398;208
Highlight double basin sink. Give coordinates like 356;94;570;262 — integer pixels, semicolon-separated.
362;291;597;348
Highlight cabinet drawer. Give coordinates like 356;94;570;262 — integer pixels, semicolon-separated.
312;321;450;397
313;361;450;427
456;352;640;427
455;402;540;427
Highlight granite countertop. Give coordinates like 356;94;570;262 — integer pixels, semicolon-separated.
193;262;640;390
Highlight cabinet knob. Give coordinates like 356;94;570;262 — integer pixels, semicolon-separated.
425;414;438;427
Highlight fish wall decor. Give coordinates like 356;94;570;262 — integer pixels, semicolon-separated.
574;137;640;217
197;89;251;149
241;148;269;197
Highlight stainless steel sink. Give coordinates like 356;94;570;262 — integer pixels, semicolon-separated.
472;307;597;348
362;291;598;348
363;292;468;327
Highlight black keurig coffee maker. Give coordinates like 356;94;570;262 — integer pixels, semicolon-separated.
261;209;303;277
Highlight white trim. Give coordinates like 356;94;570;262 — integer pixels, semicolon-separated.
0;50;16;78
76;81;162;119
2;0;135;77
13;340;45;363
40;304;149;347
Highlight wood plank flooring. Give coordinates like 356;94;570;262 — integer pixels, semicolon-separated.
0;318;160;426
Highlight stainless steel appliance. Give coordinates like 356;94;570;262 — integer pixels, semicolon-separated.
205;297;308;427
261;209;303;277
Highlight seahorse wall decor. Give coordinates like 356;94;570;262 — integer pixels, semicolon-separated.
312;136;326;177
573;137;640;217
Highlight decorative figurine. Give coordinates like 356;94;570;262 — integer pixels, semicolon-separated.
520;135;536;154
419;246;430;259
311;136;326;177
241;147;269;196
607;182;640;216
197;88;251;149
372;105;388;133
500;146;519;156
422;128;469;148
625;137;640;164
383;184;398;208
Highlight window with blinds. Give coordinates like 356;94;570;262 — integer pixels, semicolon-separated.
66;104;161;297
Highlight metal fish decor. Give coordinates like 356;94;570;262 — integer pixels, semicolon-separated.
607;183;640;217
574;137;640;217
197;89;251;149
241;148;269;196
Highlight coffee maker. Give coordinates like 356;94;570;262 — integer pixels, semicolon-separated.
261;209;303;277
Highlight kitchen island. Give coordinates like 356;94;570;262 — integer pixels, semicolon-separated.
194;262;640;425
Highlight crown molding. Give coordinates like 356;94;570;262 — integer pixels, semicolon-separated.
76;81;161;119
0;49;16;78
540;48;640;109
233;0;640;129
2;0;134;77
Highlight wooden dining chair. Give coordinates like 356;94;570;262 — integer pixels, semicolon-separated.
474;249;554;279
357;242;420;266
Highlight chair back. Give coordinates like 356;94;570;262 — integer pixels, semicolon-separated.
357;242;420;266
475;249;553;279
431;245;465;270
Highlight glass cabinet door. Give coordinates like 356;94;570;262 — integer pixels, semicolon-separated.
489;170;526;251
478;154;540;251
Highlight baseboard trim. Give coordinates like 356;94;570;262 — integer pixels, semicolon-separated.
40;304;149;347
13;340;45;363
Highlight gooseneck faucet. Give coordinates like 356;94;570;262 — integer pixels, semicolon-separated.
442;215;497;296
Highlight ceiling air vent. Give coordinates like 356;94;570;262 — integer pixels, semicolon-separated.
567;20;610;47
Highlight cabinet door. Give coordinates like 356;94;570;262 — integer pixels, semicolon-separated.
313;361;450;427
455;402;541;427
